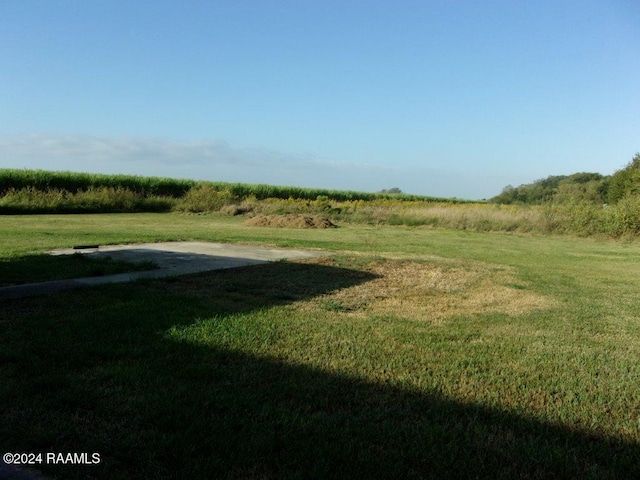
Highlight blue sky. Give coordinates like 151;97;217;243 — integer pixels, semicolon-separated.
1;1;639;199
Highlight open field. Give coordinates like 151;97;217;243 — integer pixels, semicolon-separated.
1;213;640;479
3;168;639;238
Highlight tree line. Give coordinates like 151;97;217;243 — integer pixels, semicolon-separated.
490;154;640;205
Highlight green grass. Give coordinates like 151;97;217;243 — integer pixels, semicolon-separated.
1;213;639;479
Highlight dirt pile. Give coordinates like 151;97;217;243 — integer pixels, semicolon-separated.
245;214;337;229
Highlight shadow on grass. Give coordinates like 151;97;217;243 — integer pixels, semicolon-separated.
0;253;156;288
1;261;638;479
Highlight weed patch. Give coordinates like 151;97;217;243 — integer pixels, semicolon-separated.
245;214;337;228
297;257;554;323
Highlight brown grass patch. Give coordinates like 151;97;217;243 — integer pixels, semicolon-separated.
245;214;337;229
298;257;554;322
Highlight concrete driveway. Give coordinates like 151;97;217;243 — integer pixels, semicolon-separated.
0;242;327;301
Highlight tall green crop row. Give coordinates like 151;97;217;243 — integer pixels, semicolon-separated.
218;182;460;203
0;169;195;197
0;170;455;204
0;186;173;214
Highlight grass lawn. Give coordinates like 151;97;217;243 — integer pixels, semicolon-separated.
1;213;639;479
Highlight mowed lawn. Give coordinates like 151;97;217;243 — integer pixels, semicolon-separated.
1;214;639;479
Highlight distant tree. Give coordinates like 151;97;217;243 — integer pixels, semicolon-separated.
553;173;607;204
608;153;640;203
490;176;566;204
490;185;517;204
565;172;604;184
379;187;403;194
491;172;607;205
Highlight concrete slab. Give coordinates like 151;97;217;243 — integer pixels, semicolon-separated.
0;242;327;301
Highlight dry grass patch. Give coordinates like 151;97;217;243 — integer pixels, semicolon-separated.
300;256;554;322
245;214;337;228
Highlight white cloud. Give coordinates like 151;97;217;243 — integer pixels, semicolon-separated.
0;134;303;167
0;133;500;198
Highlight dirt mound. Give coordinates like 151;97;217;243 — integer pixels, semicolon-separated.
245;214;337;229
